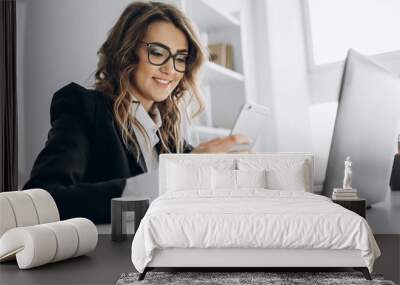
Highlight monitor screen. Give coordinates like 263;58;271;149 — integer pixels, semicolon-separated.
323;49;400;205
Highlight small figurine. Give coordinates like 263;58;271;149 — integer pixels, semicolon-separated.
343;156;352;189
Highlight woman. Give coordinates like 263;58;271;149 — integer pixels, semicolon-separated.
23;2;249;224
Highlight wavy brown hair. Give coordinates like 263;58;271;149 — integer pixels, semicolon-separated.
95;1;207;159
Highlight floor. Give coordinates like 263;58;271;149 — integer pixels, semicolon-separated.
373;235;400;284
330;190;400;284
0;235;133;285
366;191;400;284
367;191;400;234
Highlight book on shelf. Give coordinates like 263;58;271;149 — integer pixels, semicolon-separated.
208;43;233;70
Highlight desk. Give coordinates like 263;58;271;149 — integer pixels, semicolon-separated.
0;235;132;285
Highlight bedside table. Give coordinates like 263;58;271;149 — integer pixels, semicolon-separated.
111;196;150;242
332;198;366;218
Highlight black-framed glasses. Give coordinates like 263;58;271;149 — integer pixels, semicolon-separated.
140;41;192;73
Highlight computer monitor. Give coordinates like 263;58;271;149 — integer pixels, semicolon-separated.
323;49;400;205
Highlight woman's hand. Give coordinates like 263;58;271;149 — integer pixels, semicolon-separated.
191;134;252;154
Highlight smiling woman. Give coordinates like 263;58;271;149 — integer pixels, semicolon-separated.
22;1;250;224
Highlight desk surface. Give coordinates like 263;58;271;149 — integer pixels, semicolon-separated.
0;235;133;285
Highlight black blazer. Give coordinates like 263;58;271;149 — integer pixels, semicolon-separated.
23;83;193;224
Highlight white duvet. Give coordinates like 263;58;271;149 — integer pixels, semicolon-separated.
131;189;380;273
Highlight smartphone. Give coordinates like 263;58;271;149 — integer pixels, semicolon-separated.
229;103;270;151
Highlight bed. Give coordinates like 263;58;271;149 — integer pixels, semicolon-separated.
130;153;380;280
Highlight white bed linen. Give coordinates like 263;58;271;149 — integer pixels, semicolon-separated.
131;190;380;273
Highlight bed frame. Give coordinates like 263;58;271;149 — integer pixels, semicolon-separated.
138;248;371;280
138;153;372;281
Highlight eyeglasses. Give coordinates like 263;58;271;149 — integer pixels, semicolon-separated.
140;41;192;73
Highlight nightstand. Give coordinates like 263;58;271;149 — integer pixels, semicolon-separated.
111;196;150;242
332;198;366;218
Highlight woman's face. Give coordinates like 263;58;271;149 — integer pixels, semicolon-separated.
131;21;189;111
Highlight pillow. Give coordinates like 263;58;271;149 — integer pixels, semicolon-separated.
167;163;212;191
211;168;268;190
266;162;306;191
236;169;268;188
238;159;309;191
212;168;236;190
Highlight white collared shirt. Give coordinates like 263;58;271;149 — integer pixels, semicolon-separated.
130;99;162;172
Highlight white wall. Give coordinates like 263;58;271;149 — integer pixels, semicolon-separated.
262;0;312;152
246;0;276;152
17;0;131;187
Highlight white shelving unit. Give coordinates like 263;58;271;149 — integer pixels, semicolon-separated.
167;0;250;145
204;61;244;83
183;0;240;31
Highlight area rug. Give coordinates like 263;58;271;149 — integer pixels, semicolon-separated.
116;271;396;285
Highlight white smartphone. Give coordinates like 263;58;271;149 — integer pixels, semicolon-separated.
230;103;270;151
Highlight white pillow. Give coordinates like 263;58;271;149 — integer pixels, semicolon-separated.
167;163;212;191
266;162;307;191
238;159;308;191
211;168;268;190
236;169;268;188
212;169;236;190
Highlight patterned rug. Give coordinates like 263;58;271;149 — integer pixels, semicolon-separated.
116;271;396;285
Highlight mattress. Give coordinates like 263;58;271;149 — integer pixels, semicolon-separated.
131;189;380;273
